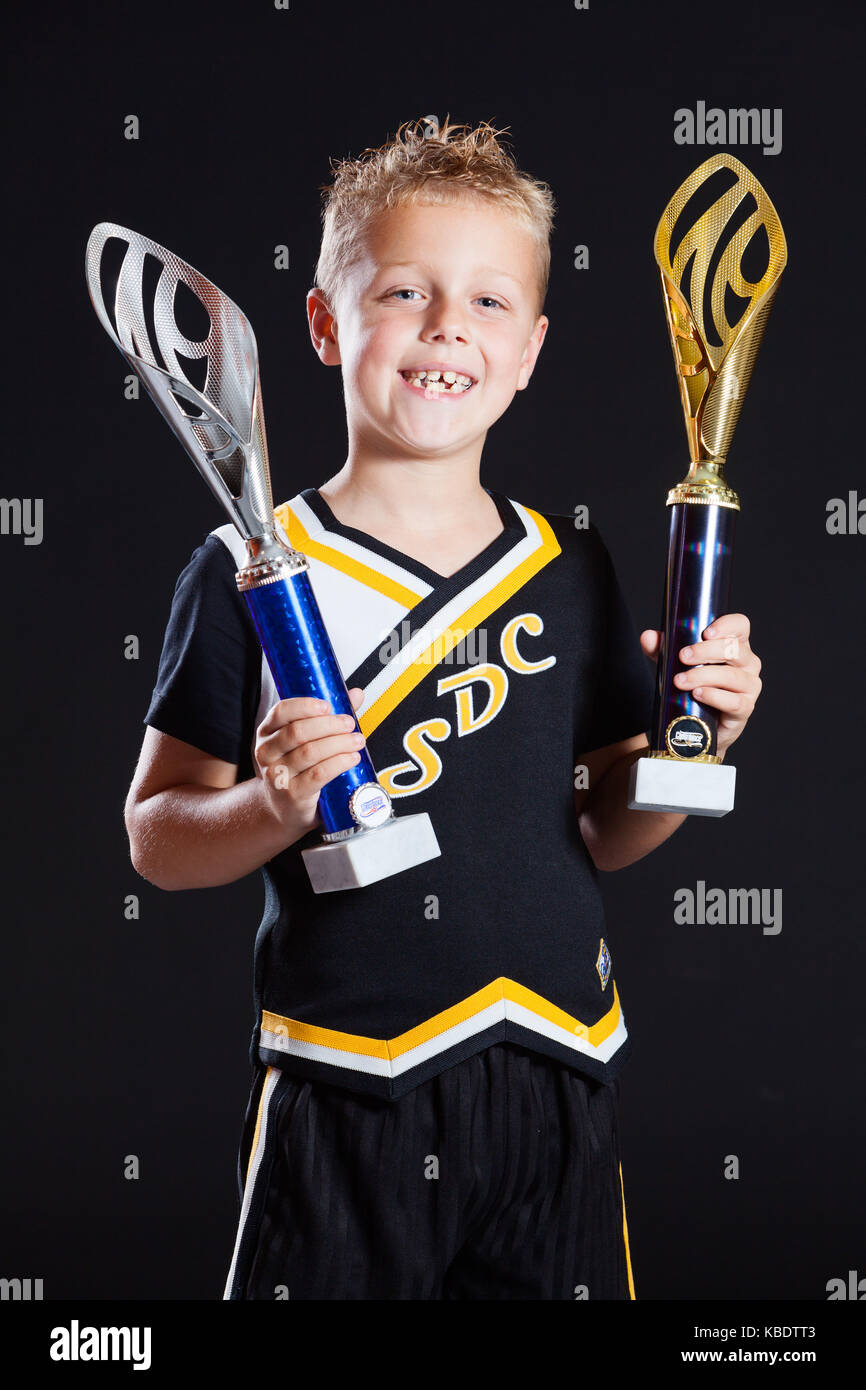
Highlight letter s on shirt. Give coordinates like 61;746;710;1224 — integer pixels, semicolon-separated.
377;718;451;797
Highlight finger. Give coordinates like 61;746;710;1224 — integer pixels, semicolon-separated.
679;635;758;668
674;664;756;695
683;684;756;718
286;748;365;795
700;613;751;643
640;629;663;657
258;696;332;737
258;711;362;767
269;730;366;778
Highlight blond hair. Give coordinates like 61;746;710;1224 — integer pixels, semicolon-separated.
314;115;555;317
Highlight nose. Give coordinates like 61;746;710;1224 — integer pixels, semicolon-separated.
420;294;472;345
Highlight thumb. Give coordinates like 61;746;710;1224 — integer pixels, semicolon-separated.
640;629;663;660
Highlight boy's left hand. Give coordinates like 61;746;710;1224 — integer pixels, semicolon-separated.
639;613;762;759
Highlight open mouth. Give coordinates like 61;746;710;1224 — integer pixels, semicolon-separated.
399;368;476;395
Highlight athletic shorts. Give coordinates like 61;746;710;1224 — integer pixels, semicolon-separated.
223;1041;636;1300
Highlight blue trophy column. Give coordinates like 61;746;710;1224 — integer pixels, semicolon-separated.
242;572;381;836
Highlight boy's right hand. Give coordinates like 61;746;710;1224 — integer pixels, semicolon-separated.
254;688;367;834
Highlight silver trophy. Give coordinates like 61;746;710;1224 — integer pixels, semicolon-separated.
86;222;440;891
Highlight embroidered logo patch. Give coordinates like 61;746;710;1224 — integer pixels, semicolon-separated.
596;938;612;990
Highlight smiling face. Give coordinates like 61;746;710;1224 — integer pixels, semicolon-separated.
311;197;548;465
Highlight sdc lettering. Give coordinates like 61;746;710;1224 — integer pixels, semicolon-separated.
378;612;554;797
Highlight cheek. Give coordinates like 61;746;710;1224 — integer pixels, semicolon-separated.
358;328;401;379
486;329;526;374
489;343;526;392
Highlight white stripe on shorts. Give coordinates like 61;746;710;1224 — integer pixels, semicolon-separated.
222;1066;281;1300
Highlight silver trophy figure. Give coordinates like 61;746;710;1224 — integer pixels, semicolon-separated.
86;222;440;891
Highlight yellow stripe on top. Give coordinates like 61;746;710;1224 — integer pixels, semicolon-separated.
274;501;427;610
262;976;623;1063
357;508;561;738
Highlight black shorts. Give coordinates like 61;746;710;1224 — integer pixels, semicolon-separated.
223;1041;636;1300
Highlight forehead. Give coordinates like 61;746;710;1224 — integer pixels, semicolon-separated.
350;198;537;286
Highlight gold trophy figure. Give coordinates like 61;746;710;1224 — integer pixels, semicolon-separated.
628;154;787;816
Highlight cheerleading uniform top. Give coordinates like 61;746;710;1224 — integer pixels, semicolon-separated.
143;487;654;1098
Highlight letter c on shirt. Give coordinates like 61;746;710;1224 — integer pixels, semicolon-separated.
500;613;556;674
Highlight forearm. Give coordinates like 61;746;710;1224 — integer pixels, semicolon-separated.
127;775;312;891
579;747;688;872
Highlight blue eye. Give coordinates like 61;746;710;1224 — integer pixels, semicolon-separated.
387;289;505;309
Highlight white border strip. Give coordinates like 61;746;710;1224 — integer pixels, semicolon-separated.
358;503;547;713
285;493;435;595
259;991;627;1080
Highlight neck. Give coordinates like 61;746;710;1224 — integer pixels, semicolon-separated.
317;442;493;536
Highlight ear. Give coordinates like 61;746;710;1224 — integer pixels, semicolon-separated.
307;288;341;365
516;314;549;390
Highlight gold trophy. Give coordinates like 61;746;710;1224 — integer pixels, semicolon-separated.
628;154;787;815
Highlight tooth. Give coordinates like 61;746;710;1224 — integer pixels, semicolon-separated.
417;370;427;379
443;371;456;383
411;377;422;387
426;370;441;382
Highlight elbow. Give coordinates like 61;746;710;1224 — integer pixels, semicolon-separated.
587;836;644;874
593;855;628;873
579;814;610;872
129;849;176;892
588;847;622;873
124;802;180;892
579;817;628;874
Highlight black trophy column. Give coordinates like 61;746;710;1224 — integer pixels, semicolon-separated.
651;501;737;760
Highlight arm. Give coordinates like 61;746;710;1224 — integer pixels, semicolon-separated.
574;734;687;873
125;728;297;891
126;690;367;891
128;535;368;889
576;613;762;872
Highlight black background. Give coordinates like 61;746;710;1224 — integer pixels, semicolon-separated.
3;0;864;1301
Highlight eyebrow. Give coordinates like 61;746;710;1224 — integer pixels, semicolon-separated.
379;261;525;287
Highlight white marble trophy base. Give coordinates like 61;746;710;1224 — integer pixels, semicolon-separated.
301;812;441;893
627;756;737;817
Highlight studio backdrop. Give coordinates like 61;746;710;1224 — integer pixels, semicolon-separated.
2;0;863;1301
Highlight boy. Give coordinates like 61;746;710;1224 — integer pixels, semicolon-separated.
125;117;762;1300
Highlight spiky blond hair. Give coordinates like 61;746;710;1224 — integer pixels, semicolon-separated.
314;115;555;317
